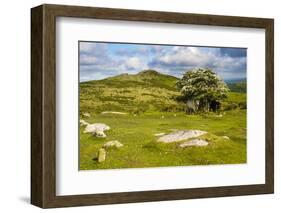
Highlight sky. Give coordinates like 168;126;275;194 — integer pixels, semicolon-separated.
79;41;247;82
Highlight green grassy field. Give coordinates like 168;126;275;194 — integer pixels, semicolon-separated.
79;70;247;170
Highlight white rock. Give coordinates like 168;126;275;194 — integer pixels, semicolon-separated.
84;123;110;133
98;148;106;162
103;140;123;149
80;119;89;126
84;123;110;137
222;136;230;140
95;130;107;138
101;111;127;115
154;133;166;136
179;139;209;148
215;114;223;118
82;112;91;117
158;130;207;143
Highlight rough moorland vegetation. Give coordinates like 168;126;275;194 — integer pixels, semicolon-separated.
79;69;247;170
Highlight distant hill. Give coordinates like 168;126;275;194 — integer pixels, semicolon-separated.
80;70;184;114
83;70;179;91
226;80;247;93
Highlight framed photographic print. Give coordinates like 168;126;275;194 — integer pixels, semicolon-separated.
31;4;274;208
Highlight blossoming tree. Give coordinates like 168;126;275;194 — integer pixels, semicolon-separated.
176;68;229;113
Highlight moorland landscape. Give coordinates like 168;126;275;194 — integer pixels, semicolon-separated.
79;68;246;170
79;42;247;170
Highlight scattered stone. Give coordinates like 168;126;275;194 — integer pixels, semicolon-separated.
179;139;209;148
84;123;110;132
101;111;127;115
161;116;165;119
215;114;223;118
98;148;106;162
154;133;166;136
84;123;110;138
158;130;207;143
82;112;91;118
174;114;177;117
95;130;107;138
222;136;230;140
103;140;124;149
80;119;89;126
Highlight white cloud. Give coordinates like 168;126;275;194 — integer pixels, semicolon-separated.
157;47;215;66
80;42;96;53
80;55;98;65
124;57;147;70
149;46;246;79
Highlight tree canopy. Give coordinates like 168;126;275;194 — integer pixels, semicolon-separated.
176;68;229;112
